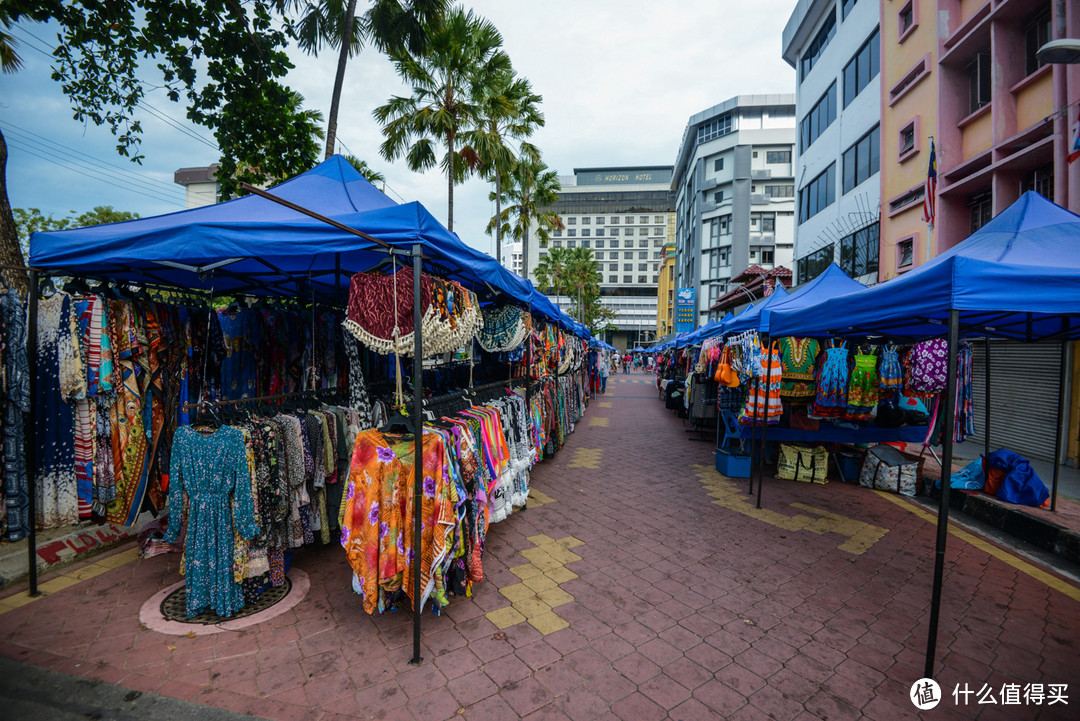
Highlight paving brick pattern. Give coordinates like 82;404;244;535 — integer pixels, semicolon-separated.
0;374;1077;720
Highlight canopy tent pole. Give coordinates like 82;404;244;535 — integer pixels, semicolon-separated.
1051;329;1068;512
984;338;990;488
925;309;960;679
410;245;424;666
25;270;41;597
747;373;761;495
756;336;773;510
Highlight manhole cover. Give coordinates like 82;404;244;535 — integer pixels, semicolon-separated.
160;577;292;624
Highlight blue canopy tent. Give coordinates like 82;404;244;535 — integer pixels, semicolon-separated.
768;192;1080;680
25;155;554;665
723;283;790;334
758;263;865;334
30;155;533;307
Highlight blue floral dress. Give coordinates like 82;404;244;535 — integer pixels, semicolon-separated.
165;425;260;618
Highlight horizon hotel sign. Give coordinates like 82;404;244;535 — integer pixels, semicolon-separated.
576;168;673;186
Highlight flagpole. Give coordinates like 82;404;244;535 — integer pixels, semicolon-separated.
924;136;936;265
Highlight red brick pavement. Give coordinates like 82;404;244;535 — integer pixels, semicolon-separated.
0;374;1077;720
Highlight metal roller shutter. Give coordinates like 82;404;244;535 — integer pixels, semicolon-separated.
968;341;1066;463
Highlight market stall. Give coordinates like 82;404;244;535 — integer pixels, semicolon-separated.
767;191;1080;678
21;155;589;666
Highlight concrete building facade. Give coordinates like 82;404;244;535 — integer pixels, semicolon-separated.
671;95;797;327
499;241;524;277
656;243;677;338
783;0;882;287
529;167;676;350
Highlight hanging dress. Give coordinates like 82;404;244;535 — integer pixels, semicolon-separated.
846;350;879;422
165;425;260;618
2;289;31;540
812;341;849;419
778;337;820;400
739;343;783;425
36;292;86;529
878;345;902;395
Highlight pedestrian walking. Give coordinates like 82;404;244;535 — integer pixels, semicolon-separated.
599;352;609;393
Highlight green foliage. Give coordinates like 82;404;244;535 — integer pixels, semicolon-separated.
374;6;510;229
488;158;562;279
535;245;615;333
14;206;139;252
344;155;386;185
6;1;323;197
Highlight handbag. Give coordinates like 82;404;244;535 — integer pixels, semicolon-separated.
716;346;740;387
776;443;829;484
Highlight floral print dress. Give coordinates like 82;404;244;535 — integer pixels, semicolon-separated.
165;425;260;618
340;429;456;615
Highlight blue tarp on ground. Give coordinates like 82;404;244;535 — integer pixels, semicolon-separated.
768;192;1080;341
30;155;539;312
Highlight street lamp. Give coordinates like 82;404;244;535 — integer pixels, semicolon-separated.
1037;39;1080;64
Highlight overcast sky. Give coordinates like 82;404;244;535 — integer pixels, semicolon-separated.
2;0;796;259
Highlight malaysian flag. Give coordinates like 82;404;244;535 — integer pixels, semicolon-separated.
922;138;937;227
1069;103;1080;164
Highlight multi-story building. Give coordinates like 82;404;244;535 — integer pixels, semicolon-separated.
875;0;1080;467
671;95;797;327
174;164;221;208
499;240;523;277
783;0;882;287
529;167;676;350
656;243;676;338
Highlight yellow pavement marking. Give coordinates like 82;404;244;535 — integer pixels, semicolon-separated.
588;417;609;427
693;464;888;555
876;491;1080;603
487;534;582;635
598;402;613;408
568;447;603;470
0;546;141;615
527;489;557;507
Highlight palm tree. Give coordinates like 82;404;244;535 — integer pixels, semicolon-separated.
564;246;601;322
489;158;562;281
534;246;570;297
374;7;509;232
283;0;449;159
344;155;386;185
461;68;543;265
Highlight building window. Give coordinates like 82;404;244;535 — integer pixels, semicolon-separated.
842;124;880;193
596;229;605;237
623;275;632;283
714;190;724;204
566;217;576;225
623;263;633;271
639;228;648;236
839;222;879;277
1026;9;1051;76
842;0;858;20
800;9;836;80
968;52;992;114
567;240;576;248
751;212;776;233
595;251;604;260
636;276;646;284
553;229;562;237
610;216;619;224
799;82;837;152
764;185;794;198
654;238;664;247
761;250;775;265
898;1;915;39
595;216;604;225
898;120;916;159
969;191;992;234
766;150;791;164
638;252;647;260
897;236;914;268
639;215;648;224
843;28;880;108
609;228;619;237
638;239;648;249
719;247;731;267
611;238;620;247
654;216;663;223
796;243;834;284
609;263;618;271
697;114;733;144
798;163;836;222
552;240;562;248
582;217;591;225
609;275;618;283
638;263;648;271
581;229;591;237
625;251;634;259
567;229;576;237
714;158;724;172
1022;163;1054;200
582;240;591;248
889;56;928;105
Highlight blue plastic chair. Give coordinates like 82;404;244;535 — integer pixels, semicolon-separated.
719;409;744;452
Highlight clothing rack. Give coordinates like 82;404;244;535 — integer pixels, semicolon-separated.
179;387;345;413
